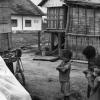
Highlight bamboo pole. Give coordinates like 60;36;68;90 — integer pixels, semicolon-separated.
58;33;61;57
64;6;70;49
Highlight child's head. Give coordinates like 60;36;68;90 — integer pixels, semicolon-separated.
82;46;96;60
61;49;72;61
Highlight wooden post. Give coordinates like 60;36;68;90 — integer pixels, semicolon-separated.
85;8;87;34
38;31;41;51
65;6;70;49
94;9;95;35
58;33;61;57
8;32;12;49
50;33;54;51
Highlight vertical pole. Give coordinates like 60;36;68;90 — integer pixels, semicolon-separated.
93;9;95;48
22;16;23;30
94;9;95;35
85;8;87;34
8;32;12;50
58;33;61;57
38;31;41;51
76;6;79;58
65;6;70;49
50;33;54;51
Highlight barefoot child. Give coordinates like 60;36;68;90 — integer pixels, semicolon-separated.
56;49;72;100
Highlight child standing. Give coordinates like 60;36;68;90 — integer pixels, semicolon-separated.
56;49;72;100
82;46;96;98
88;55;100;100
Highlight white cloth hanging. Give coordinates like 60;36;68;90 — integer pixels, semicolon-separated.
0;56;32;100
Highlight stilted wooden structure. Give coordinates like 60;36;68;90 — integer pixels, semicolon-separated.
38;0;67;56
64;1;100;59
39;0;100;59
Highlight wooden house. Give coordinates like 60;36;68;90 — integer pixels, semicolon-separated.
38;0;67;56
0;0;44;52
10;0;44;33
64;0;100;59
39;0;100;59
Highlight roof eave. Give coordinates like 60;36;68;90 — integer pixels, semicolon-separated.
66;1;100;8
11;13;43;16
28;0;45;16
38;0;48;7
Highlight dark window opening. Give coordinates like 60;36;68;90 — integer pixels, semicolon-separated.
25;20;31;27
11;19;17;27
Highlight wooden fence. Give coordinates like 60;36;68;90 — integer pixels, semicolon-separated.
65;33;100;60
0;33;12;52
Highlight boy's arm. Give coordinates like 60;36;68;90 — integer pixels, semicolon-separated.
63;62;71;72
56;61;64;70
56;61;68;72
57;61;71;72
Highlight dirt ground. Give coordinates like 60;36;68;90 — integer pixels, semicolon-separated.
21;50;88;100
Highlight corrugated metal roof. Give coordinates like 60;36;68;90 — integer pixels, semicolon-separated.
10;0;44;16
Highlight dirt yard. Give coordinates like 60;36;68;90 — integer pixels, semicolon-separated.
21;50;88;100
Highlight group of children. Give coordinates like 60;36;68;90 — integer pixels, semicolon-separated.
56;46;100;100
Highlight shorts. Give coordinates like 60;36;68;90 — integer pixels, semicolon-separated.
60;81;70;96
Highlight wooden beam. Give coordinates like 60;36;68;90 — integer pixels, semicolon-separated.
65;6;70;49
38;31;41;51
50;33;54;51
58;33;61;57
78;6;79;33
22;16;23;30
85;8;87;34
94;9;95;35
66;1;100;9
7;32;12;50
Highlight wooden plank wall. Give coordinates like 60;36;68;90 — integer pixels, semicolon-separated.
0;0;11;33
47;7;65;29
66;6;100;59
0;0;12;51
66;34;100;59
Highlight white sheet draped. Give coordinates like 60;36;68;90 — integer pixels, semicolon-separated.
0;56;32;100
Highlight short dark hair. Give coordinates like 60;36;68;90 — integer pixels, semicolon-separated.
62;49;73;60
82;46;96;59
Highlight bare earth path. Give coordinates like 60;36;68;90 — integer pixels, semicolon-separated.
21;51;88;100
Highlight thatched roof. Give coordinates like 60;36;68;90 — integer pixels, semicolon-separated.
10;0;44;16
38;0;100;7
